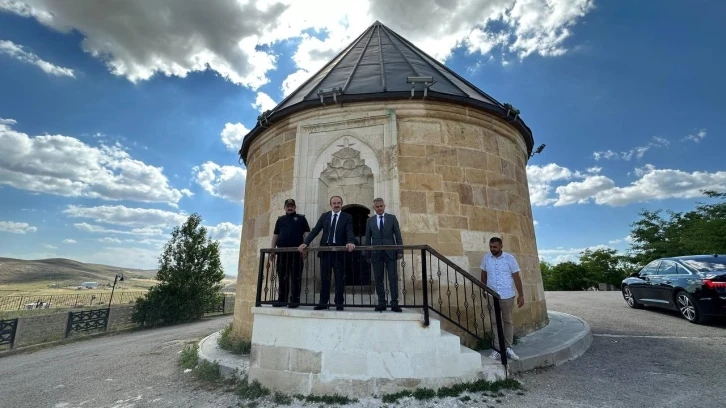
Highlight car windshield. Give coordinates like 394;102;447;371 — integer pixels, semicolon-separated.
680;258;726;272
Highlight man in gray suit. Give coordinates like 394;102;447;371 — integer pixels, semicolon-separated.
365;198;403;312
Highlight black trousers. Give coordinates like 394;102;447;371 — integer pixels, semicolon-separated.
319;249;345;306
276;252;304;303
372;255;399;305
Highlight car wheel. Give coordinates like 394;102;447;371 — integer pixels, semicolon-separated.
675;291;707;324
622;286;643;309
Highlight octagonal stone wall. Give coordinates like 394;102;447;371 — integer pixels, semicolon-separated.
233;100;546;341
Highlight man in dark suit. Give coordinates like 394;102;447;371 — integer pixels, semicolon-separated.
365;198;403;312
298;195;355;310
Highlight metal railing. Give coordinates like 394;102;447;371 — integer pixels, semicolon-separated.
0;318;18;348
0;291;146;311
255;245;508;367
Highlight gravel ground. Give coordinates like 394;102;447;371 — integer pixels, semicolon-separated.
2;292;724;408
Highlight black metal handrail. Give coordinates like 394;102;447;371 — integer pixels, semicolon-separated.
255;244;508;367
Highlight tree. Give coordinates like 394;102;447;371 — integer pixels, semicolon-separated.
579;248;626;288
547;261;593;291
627;191;726;266
133;213;225;326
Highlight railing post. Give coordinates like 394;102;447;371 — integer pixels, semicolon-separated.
255;250;265;307
65;311;73;338
420;248;429;326
493;297;508;367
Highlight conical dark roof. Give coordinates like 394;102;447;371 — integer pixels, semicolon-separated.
239;21;533;163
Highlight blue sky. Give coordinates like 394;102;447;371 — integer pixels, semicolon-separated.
1;0;724;272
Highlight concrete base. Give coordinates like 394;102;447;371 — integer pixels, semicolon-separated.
505;311;592;373
248;307;504;396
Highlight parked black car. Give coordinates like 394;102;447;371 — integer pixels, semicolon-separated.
621;255;726;323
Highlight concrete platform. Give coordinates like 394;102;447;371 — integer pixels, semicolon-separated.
498;310;592;374
198;309;592;394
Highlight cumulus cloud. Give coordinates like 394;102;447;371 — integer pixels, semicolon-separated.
2;1;594;94
0;220;37;234
527;162;726;207
192;161;246;204
62;239;77;244
63;205;187;228
593;136;669;161
207;221;242;246
0;39;75;77
220;122;250;152
0;119;189;204
0;0;287;88
252;91;277;113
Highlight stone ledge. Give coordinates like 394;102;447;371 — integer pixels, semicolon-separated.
503;311;592;374
198;331;249;379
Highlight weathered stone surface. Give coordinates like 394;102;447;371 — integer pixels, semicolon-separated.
435;165;465;182
399;119;443;144
438;215;468;230
433;192;460;215
443;182;474;206
465;168;488;185
426;146;459;166
401;173;443;191
497;211;522;235
446;122;483;149
457;148;487;170
399;156;435;173
401;191;427;213
399;143;426;157
487;187;509;211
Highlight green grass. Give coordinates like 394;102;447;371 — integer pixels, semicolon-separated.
302;394;357;405
217;323;251;354
381;378;522;403
179;343;199;369
235;377;271;400
272;391;292;405
194;359;222;383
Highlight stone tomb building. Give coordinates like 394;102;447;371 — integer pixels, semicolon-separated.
233;21;546;344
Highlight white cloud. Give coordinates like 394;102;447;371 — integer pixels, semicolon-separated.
683;129;706;143
74;246;162;270
0;39;75;77
252;91;277;113
2;1;593;94
0;220;37;234
0;119;188;204
528;162;726;207
98;237;122;244
43;244;57;249
192;161;246;204
0;0;287;88
554;175;616;206
608;235;632;245
63;205;187;228
538;244;611;264
62;239;77;244
593;136;669;161
74;222;163;236
207;222;242;247
526;163;575;206
220;122;250;152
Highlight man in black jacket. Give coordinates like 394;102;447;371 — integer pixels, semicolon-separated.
270;198;310;308
299;195;355;310
365;198;403;312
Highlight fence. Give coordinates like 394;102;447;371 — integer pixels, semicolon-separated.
0;291;146;311
256;245;509;367
0;295;234;350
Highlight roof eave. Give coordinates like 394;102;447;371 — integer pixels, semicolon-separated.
239;94;534;165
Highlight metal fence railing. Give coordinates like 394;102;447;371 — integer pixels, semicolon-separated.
0;291;146;311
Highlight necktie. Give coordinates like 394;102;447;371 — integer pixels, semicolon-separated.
328;213;338;244
378;215;383;232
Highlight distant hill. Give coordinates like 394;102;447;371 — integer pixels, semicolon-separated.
0;257;236;295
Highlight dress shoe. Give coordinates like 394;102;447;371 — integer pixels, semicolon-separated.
336;306;344;311
313;305;328;310
374;305;386;312
390;305;402;312
272;302;286;307
287;304;299;309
